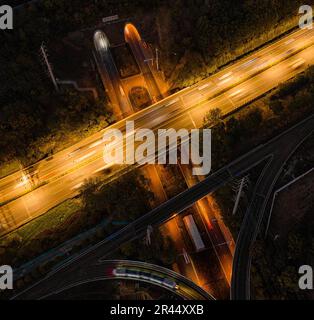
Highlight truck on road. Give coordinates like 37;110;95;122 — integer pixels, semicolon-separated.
183;214;205;252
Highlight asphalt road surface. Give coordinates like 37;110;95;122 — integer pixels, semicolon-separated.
13;115;314;300
1;28;314;236
94;30;133;118
124;23;163;102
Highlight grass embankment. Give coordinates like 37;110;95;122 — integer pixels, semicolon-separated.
0;170;153;269
0;199;82;267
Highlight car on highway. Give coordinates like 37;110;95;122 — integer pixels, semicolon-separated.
119;85;126;97
68;147;84;158
229;88;244;98
289;58;305;69
229;88;247;101
182;214;205;252
237;57;259;70
217;72;233;85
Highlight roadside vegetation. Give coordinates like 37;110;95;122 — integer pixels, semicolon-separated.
213;160;268;240
0;169;153;269
2;0;312;299
158;0;309;89
208;66;314;246
1;0;309;170
0;83;113;168
204;66;314;172
251;170;314;299
113;231;178;268
279;133;314;186
0;164;186;292
0;162;182;295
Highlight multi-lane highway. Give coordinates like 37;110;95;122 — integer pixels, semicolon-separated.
28;260;214;300
1;27;314;236
13;113;314;300
179;162;234;284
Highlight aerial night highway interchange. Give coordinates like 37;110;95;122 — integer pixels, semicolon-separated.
1;0;314;308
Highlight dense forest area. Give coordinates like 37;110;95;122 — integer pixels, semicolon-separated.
251;206;314;300
1;0;311;169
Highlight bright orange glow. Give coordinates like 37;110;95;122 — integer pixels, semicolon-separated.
124;23;142;42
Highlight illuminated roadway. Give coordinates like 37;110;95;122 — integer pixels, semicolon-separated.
12;114;314;300
93;30;133;118
1;27;314;236
27;260;214;300
124;23;163;102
